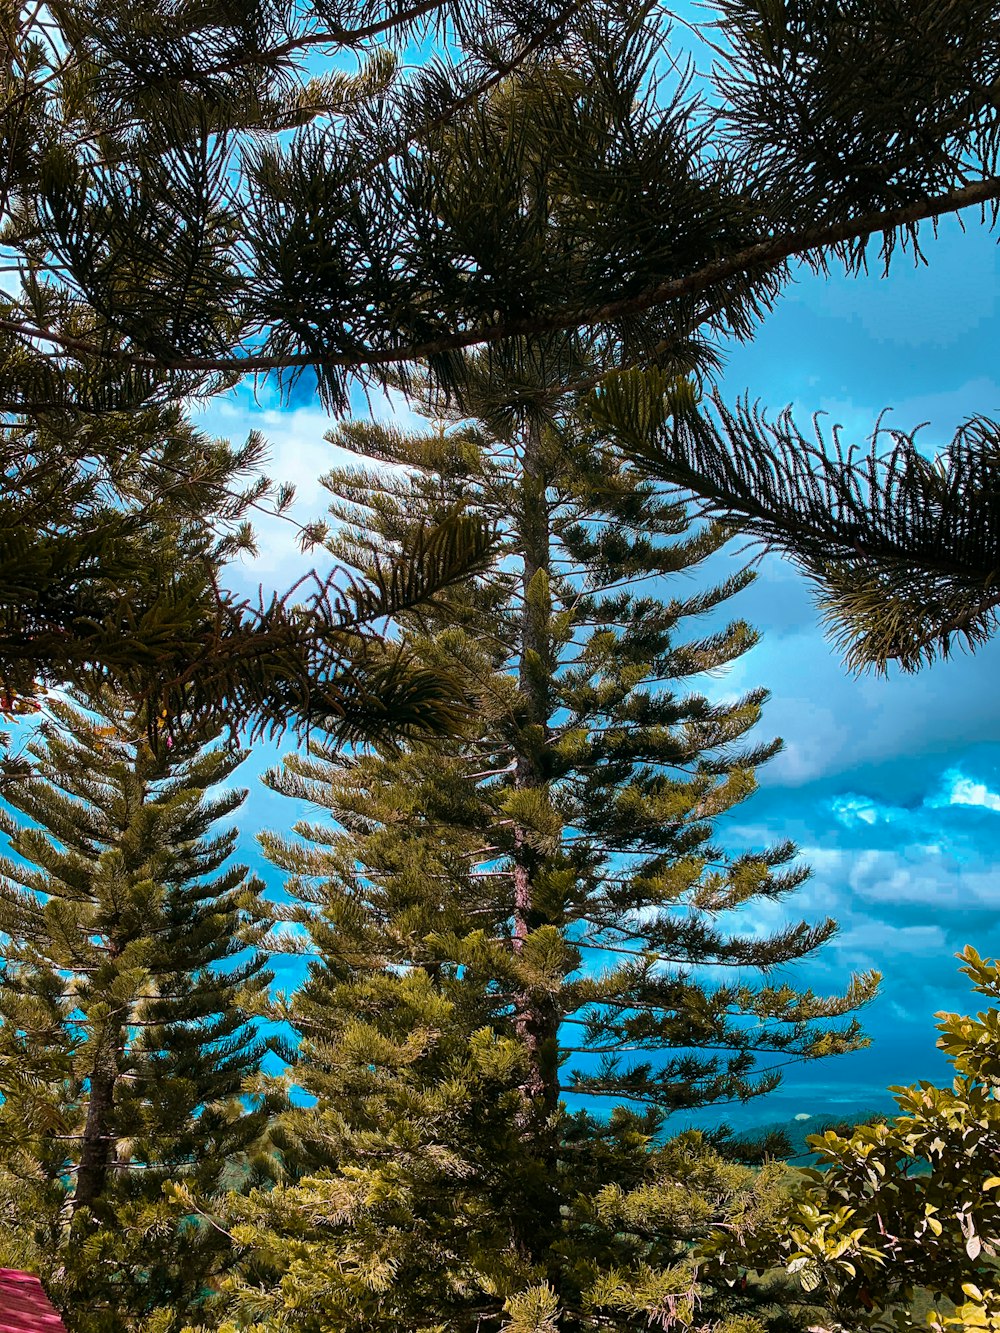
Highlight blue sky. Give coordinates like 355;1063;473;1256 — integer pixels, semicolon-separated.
194;209;1000;1129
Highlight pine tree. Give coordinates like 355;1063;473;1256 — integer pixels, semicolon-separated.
218;370;878;1331
0;691;281;1332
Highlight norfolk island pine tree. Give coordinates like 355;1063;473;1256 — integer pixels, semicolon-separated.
0;690;287;1332
209;365;880;1333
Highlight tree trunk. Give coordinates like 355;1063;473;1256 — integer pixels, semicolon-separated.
511;415;561;1121
73;1045;119;1213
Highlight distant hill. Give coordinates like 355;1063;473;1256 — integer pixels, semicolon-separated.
729;1102;895;1164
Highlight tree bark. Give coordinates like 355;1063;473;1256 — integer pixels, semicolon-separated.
512;416;560;1120
73;1042;119;1214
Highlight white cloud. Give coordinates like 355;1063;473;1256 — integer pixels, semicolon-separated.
721;576;1000;789
933;770;1000;812
831;795;884;827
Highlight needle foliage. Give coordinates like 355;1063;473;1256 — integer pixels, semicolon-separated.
0;691;281;1331
7;1;1000;407
0;398;495;744
590;367;1000;676
211;368;878;1332
6;0;1000;710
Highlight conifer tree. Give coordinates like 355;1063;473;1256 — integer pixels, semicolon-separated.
219;369;878;1332
0;691;281;1332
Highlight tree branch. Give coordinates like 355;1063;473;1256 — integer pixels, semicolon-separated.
9;174;1000;380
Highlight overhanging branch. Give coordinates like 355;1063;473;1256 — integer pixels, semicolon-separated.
8;173;1000;380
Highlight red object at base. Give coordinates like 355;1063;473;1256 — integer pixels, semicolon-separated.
0;1270;66;1333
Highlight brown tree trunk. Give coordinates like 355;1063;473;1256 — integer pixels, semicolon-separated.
511;416;560;1120
73;1043;119;1213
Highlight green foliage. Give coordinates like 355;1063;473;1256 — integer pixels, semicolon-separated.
8;0;1000;411
7;0;1000;717
2;0;508;737
0;692;283;1332
209;371;875;1330
590;368;1000;676
0;399;494;744
730;946;1000;1332
7;0;1000;711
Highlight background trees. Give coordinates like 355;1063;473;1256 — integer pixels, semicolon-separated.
0;692;281;1330
212;372;877;1330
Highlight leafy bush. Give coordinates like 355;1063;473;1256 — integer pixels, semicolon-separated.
719;947;1000;1331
